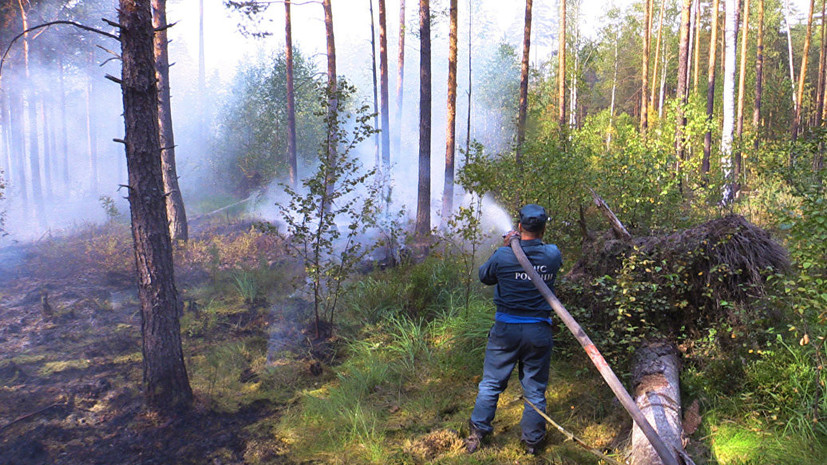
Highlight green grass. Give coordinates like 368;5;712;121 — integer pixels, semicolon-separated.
708;420;827;465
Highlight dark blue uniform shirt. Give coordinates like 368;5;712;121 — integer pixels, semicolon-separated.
478;238;562;319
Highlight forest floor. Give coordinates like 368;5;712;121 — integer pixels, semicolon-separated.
0;222;317;465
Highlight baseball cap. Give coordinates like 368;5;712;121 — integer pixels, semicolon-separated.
519;204;548;232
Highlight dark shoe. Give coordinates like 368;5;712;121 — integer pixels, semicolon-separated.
465;421;485;454
522;438;545;456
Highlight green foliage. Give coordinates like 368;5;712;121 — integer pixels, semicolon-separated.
98;195;119;222
211;48;324;195
276;83;380;334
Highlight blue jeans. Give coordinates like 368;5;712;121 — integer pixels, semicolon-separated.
470;321;553;444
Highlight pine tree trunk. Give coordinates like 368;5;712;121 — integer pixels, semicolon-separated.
558;0;566;131
285;0;297;187
371;0;381;169
58;55;69;189
9;72;26;204
792;0;816;144
198;0;206;134
641;0;653;132
815;0;826;127
0;90;9;182
378;0;391;176
785;0;797;110
441;0;458;224
675;0;692;165
85;52;99;194
650;0;667;110
703;0;721;175
721;0;740;203
415;0;431;237
119;0;193;412
608;26;619;149
734;0;751;196
517;0;532;161
40;97;52;200
322;0;338;206
466;0;472;159
693;0;702;92
395;0;406;158
753;0;764;150
152;0;188;242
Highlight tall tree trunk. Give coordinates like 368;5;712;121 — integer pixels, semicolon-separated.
558;0;566;131
285;0;297;187
395;0;406;158
370;0;380;169
815;0;827;127
650;0;667;110
753;0;764;150
608;26;619;149
85;52;98;194
58;55;69;189
734;0;751;196
675;0;692;165
703;0;721;175
441;0;458;224
659;50;668;117
21;1;44;223
9;73;26;204
641;0;652;132
465;0;472;158
687;0;696;93
792;0;816;144
119;0;193;412
415;0;431;237
378;0;391;177
784;0;797;110
322;0;338;206
516;0;532;162
722;0;740;204
0;89;9;183
40;97;52;200
152;0;188;242
693;0;702;92
198;0;206;134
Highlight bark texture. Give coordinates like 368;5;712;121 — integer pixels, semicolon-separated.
721;0;739;203
630;342;685;465
378;0;391;175
517;0;532;159
641;0;653;132
703;0;721;174
395;0;406;157
415;0;431;237
558;0;566;130
753;0;764;150
675;0;692;163
285;0;297;187
152;0;188;241
119;0;193;412
792;0;816;142
734;0;751;195
441;0;458;224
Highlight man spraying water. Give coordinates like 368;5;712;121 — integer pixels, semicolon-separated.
466;204;562;455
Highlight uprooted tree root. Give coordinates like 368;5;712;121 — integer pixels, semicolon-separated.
565;215;790;337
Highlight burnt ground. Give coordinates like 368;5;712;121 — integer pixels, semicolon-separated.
0;227;304;465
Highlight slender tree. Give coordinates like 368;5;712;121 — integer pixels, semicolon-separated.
370;0;380;169
415;0;431;237
119;0;193;412
815;0;826;127
753;0;764;150
198;0;206;134
641;0;653;131
152;0;188;241
441;0;458;223
784;0;797;109
517;0;532;160
650;0;666;109
395;0;406;157
734;0;751;195
721;0;740;203
85;51;98;193
285;0;297;187
58;54;69;187
322;0;338;203
558;0;566;130
39;96;52;199
792;0;816;143
703;0;721;175
675;0;692;164
19;0;44;221
378;0;391;176
465;0;472;158
693;0;702;92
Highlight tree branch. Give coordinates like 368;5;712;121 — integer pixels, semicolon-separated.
0;21;119;79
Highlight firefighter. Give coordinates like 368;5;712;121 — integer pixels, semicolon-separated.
465;204;562;455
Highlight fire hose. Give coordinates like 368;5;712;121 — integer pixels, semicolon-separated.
509;235;681;465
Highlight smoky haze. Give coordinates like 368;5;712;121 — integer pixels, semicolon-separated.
0;0;600;243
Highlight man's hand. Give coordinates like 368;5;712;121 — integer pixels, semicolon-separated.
503;230;520;246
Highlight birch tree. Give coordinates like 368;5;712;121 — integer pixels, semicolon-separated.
734;0;751;195
721;0;740;203
441;0;458;223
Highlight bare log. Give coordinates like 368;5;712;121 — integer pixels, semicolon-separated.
588;187;631;240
